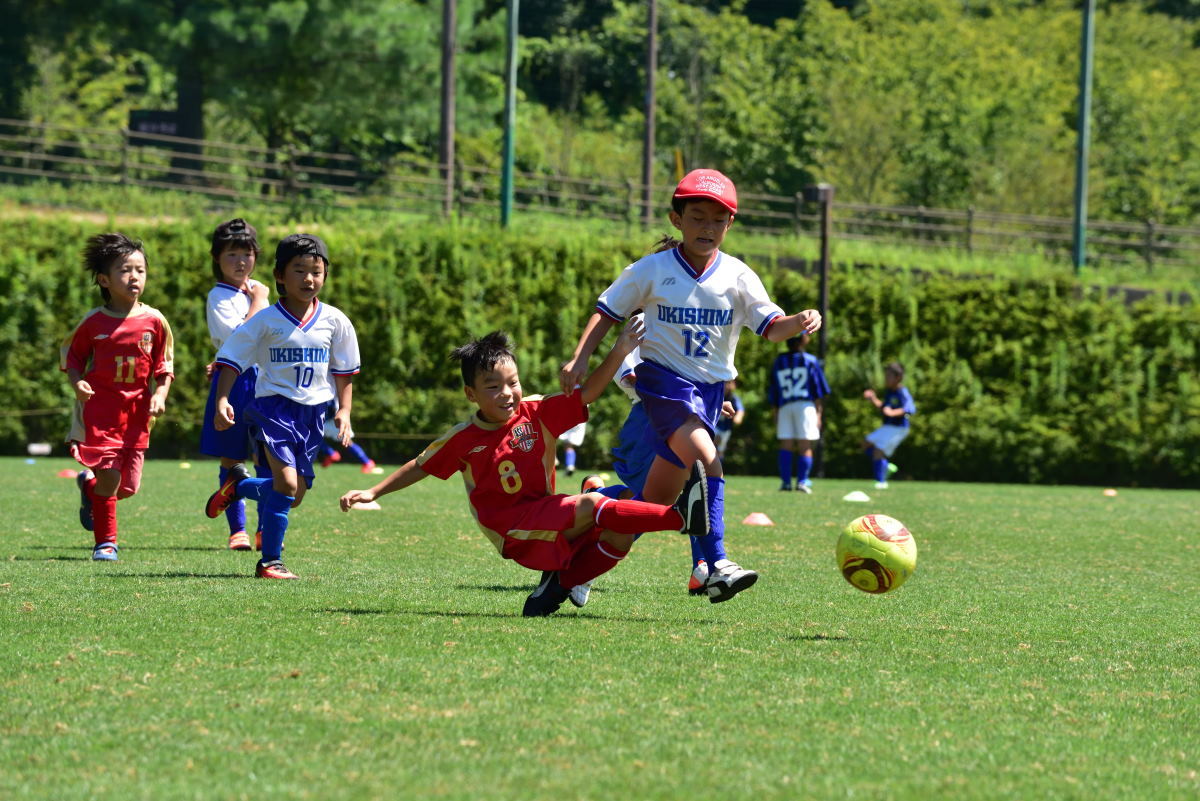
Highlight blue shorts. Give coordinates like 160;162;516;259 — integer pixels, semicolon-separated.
635;360;724;469
612;402;655;493
245;395;325;482
199;366;259;460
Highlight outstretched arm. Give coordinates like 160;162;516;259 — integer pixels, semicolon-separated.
339;458;430;511
560;312;616;395
580;316;644;405
764;309;823;343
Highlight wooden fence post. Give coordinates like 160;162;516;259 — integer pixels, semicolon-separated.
965;205;974;254
1143;219;1155;273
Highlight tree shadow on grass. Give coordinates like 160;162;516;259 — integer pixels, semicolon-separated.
786;633;852;642
319;607;621;622
455;583;606;597
20;545;226;553
7;554;91;561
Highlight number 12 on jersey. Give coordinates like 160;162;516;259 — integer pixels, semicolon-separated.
682;329;710;358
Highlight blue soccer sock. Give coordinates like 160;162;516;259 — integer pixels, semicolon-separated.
347;442;371;464
318;442;335;459
797;454;813;485
219;467;247;534
695;476;727;565
259;489;294;561
690;536;705;566
777;450;792;486
874;457;889;482
252;463;272;533
236;475;273;502
564;448;577;471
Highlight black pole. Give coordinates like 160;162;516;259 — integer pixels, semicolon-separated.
642;0;658;227
439;0;457;218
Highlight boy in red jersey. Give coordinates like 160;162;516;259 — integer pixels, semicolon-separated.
338;321;709;617
61;233;175;561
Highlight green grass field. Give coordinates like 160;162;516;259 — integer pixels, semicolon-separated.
2;457;1197;800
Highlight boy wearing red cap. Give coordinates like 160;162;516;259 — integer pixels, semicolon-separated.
561;169;823;602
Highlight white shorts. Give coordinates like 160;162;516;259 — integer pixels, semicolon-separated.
560;422;586;448
865;425;910;458
776;401;821;441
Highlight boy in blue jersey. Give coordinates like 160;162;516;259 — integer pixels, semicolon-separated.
862;362;916;489
204;234;361;578
769;333;830;493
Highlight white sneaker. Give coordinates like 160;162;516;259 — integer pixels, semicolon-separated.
687;560;709;596
569;580;592;608
704;558;758;603
796;483;813;495
874;481;890;490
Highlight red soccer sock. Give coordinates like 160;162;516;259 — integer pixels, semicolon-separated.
86;481;118;545
594;497;683;534
559;540;629;589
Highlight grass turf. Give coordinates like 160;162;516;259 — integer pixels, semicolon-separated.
1;457;1197;800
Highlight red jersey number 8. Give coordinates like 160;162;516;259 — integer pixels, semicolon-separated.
498;460;523;494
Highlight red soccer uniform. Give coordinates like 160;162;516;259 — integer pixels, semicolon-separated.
60;305;175;450
417;392;592;569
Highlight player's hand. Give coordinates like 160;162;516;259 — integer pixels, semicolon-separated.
214;399;236;430
863;388;878;402
615;316;645;355
247;280;269;303
799;308;823;334
339;489;375;512
720;400;734;419
73;380;95;403
559;357;587;395
334;412;353;447
205;361;215;380
149;393;167;417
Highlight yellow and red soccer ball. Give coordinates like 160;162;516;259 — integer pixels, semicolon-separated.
836;514;917;594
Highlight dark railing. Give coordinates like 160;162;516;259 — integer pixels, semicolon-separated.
1;117;1197;271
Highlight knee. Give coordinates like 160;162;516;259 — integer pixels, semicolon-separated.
116;489;137;500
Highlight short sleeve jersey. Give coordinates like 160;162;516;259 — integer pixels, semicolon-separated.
417;393;587;528
613;346;642;404
60;304;175;448
596;248;783;384
881;387;917;428
215;300;359;406
206;279;264;351
768;351;831;407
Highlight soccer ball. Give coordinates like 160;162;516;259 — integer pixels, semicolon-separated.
836;514;917;594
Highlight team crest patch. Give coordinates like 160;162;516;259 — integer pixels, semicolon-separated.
509;423;538;453
139;332;153;355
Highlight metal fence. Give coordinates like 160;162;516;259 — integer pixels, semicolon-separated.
1;117;1197;271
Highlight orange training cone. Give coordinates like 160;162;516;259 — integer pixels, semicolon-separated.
742;512;774;526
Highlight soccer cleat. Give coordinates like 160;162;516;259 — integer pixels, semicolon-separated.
796;483;813;495
360;459;376;474
522;570;570;617
91;542;119;561
687;560;710;596
228;531;251;551
874;481;890;490
76;470;94;532
672;461;710;537
704;558;758;603
568;580;592;608
320;450;341;468
580;474;605;493
779;483;792;492
255;559;299;579
205;463;249;518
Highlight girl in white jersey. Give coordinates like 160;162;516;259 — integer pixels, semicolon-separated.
561;169;823;602
199;219;271;551
204;234;361;580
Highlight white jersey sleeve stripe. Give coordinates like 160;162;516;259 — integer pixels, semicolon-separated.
756;312;782;336
596;300;624;322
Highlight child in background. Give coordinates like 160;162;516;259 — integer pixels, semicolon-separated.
714;379;745;461
205;234;360;579
199;219;271;550
318;399;378;473
769;332;830;493
862;361;916;489
558;422;587;477
338;323;710;618
561;168;822;602
61;233;175;561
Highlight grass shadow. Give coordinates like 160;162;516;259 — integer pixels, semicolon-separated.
7;554;91;561
98;571;247;580
786;633;852;642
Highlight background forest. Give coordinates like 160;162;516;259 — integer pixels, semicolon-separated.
0;0;1198;225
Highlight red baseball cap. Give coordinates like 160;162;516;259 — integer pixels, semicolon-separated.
673;169;737;215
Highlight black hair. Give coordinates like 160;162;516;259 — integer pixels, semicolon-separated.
273;233;329;297
450;331;516;387
651;234;682;253
210;218;261;281
885;361;905;379
787;334;809;351
81;233;145;302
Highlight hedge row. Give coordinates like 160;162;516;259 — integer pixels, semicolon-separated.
3;215;1197;487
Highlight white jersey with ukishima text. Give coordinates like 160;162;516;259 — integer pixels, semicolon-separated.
206;279;266;352
596;248;782;384
215;300;360;406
